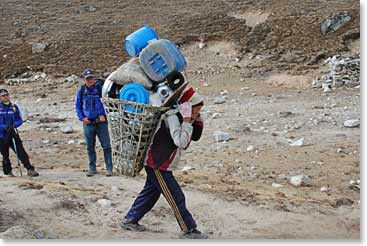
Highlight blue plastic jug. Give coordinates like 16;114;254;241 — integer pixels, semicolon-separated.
125;25;159;57
139;39;187;82
119;82;149;113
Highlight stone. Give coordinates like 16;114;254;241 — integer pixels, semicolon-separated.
320;186;329;192
289;137;304;147
65;75;79;83
67;140;75;144
212;113;222;119
203;82;209;87
198;42;206;49
214;96;226;104
246;145;255;152
82;5;97;12
334;198;354;207
213;131;231;142
290;175;311;187
321;12;352;34
181;166;194;171
343;119;360;128
32;42;48;54
77;139;86;145
97;199;112;207
272;183;284;188
323;85;332;93
278;111;293;118
39;117;66;123
220;90;229;96
61;124;74;134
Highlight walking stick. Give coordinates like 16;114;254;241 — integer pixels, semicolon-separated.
11;128;23;176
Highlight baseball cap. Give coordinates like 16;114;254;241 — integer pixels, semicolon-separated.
0;89;9;96
82;69;95;79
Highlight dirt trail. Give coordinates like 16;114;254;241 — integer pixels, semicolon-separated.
0;40;360;239
0;170;359;239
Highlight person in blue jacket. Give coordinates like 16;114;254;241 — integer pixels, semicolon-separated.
0;89;39;177
75;69;113;177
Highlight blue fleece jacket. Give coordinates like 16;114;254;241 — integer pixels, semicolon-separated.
75;84;106;122
0;102;23;139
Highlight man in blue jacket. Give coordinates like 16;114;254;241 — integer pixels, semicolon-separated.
75;69;113;177
0;89;39;177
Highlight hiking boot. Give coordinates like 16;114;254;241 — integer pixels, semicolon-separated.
27;169;39;177
86;170;96;177
179;229;208;239
119;218;146;232
4;171;15;177
106;170;113;177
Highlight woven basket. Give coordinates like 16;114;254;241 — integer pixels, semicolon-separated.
102;97;168;176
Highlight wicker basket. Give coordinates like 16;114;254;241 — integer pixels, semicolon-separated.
102;97;168;176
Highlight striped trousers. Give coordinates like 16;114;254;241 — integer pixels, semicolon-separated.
124;166;197;233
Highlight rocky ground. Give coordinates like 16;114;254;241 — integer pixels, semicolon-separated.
0;0;360;240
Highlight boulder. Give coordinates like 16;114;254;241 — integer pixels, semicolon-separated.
289;137;305;147
290;175;311;187
343;119;360;128
32;43;48;54
214;96;226;104
61;124;74;134
213;131;231;142
97;199;112;207
321;12;352;34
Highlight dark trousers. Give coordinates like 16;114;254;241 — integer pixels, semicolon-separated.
0;134;34;175
125;167;197;233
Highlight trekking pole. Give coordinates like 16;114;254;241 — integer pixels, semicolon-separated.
11;128;23;176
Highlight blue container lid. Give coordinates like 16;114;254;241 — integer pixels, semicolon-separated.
119;83;149;113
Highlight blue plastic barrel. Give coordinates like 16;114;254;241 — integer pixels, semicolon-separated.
119;82;150;113
125;25;159;57
139;39;187;82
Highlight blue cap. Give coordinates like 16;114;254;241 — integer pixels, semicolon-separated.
82;69;95;79
0;88;9;96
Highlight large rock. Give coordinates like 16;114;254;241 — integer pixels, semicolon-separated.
214;96;226;104
321;12;352;34
343;119;360;128
97;199;112;207
60;124;74;134
289;137;305;147
32;43;48;54
64;75;79;83
290;175;311;187
213;131;231;142
0;225;57;239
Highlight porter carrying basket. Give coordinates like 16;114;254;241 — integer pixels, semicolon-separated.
102;97;168;176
